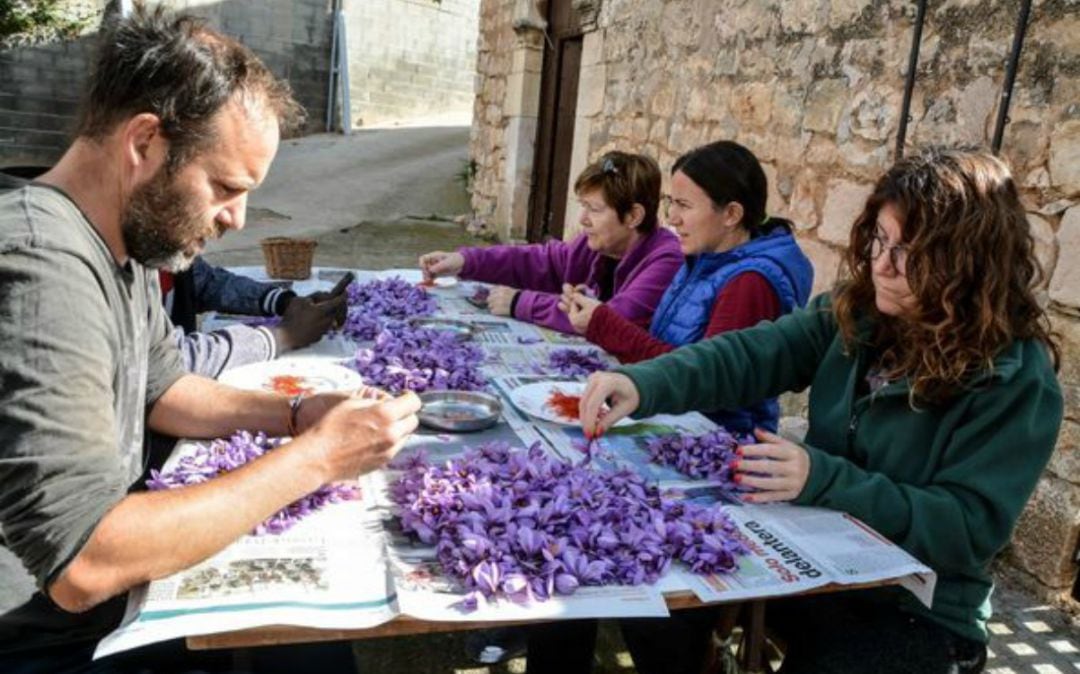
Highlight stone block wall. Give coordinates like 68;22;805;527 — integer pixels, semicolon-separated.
470;0;1080;601
0;0;334;166
468;0;521;236
345;0;479;128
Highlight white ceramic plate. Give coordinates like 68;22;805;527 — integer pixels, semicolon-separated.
417;276;458;289
507;381;631;427
218;358;363;396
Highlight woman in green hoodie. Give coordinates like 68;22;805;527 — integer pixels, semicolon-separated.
579;148;1062;674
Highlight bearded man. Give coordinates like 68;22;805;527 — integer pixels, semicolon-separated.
0;7;419;673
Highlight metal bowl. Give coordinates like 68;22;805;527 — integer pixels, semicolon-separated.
407;317;477;342
418;390;502;432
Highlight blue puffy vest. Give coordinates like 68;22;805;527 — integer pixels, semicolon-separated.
648;227;814;434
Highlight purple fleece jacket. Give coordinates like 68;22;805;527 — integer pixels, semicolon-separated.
458;227;683;334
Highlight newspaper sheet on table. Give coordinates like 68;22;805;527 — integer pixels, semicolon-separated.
676;503;936;607
94;459;398;659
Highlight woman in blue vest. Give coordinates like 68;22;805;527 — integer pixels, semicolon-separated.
561;140;813;434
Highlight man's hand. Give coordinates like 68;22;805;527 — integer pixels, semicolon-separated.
272;292;346;351
294;385;389;432
305;391;421;481
419;251;465;281
303;294;348;326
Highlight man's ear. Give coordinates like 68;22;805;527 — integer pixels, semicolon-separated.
120;113;169;184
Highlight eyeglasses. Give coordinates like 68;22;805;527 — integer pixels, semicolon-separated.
868;231;909;274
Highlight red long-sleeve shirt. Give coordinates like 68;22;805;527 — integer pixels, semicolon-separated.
585;271;782;364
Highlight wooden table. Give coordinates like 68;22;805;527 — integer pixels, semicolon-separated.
188;581;899;673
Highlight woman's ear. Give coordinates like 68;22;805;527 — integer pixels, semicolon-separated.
624;203;646;229
723;201;745;229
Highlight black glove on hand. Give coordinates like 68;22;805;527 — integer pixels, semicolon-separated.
271;292;347;352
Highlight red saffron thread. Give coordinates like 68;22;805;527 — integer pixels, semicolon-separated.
547;390;581;421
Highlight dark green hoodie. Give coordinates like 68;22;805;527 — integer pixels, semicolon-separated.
620;293;1062;643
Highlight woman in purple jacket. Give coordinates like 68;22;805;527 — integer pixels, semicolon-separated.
419;151;683;334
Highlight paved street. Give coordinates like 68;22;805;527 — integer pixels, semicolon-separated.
204;121;473;260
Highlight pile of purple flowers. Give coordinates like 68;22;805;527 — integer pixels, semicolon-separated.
645;429;743;490
147;431;359;535
389;441;747;609
546;348;607;377
341;277;439;341
351;323;487;394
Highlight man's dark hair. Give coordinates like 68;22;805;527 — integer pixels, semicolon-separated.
76;3;305;169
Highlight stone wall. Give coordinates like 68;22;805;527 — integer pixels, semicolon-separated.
468;0;544;240
0;0;335;166
468;0;511;230
345;0;479;128
470;0;1080;601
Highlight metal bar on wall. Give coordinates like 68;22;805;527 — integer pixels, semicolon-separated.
326;0;340;132
325;0;351;135
895;0;928;160
337;13;351;136
991;0;1033;154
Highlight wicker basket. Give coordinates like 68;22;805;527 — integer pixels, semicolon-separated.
260;237;316;280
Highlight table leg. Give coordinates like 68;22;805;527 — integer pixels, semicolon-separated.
739;600;767;673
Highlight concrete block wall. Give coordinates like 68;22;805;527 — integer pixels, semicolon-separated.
175;0;334;135
0;0;334;166
0;1;105;166
345;0;479;127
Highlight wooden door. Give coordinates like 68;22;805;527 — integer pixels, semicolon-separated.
527;1;583;242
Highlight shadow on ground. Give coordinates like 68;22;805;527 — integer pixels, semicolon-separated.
351;620;636;674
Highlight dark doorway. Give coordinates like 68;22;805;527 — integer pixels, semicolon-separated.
527;1;584;243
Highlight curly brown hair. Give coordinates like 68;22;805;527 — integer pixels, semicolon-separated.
833;147;1059;406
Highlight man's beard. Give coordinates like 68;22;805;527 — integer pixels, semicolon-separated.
121;169;220;272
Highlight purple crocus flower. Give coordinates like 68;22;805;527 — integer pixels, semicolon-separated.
146;431;359;535
547;348;607;378
349;323;487;395
340;277;439;341
388;441;747;611
645;429;745;492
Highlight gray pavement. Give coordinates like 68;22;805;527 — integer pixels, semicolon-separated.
204;124;472;258
982;579;1079;674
